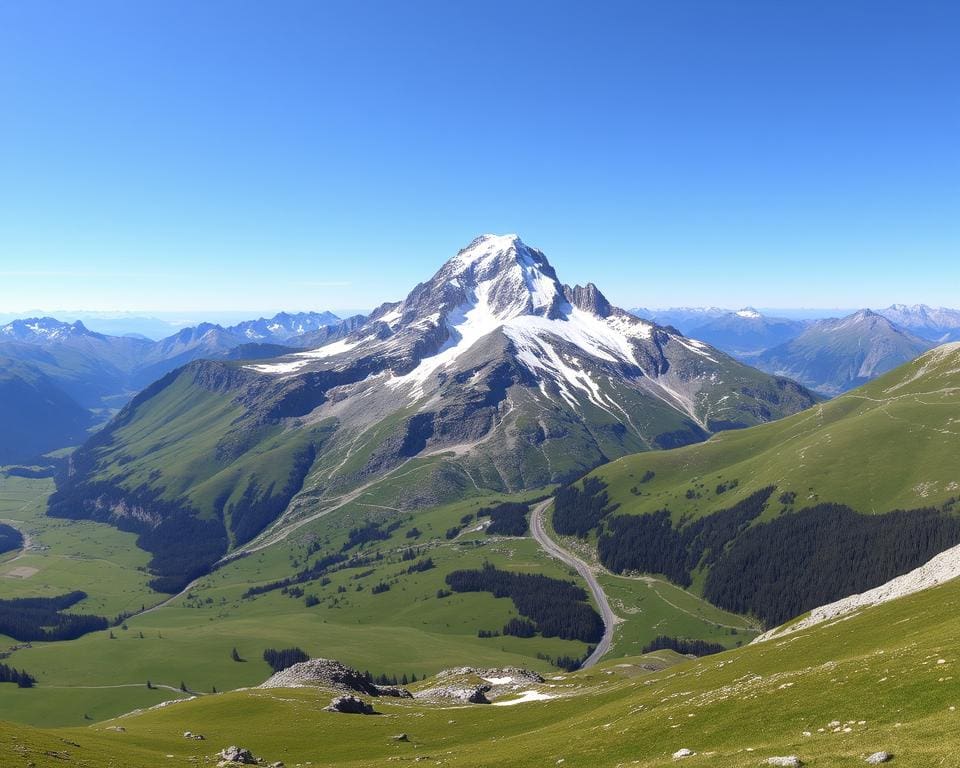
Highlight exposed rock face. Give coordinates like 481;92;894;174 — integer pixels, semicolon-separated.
259;658;412;698
325;695;375;714
217;745;257;764
412;666;545;705
413;683;491;705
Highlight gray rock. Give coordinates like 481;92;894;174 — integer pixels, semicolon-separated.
324;695;375;714
392;733;409;742
866;753;892;765
672;748;694;759
766;758;803;767
260;658;412;698
216;745;257;764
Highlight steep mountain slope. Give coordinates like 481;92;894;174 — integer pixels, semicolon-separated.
880;303;960;342
49;234;816;590
0;356;93;463
555;342;960;626
681;307;806;358
754;309;933;394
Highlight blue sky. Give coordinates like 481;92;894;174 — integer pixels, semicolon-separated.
0;0;957;315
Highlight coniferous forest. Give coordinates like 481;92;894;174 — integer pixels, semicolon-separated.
704;503;960;625
0;592;109;642
0;523;23;555
445;562;603;643
0;662;36;688
555;476;960;627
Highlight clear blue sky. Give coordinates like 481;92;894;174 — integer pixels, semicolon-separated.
0;0;957;315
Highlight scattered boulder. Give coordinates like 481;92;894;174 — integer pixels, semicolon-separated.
217;745;257;764
392;733;409;742
866;753;892;764
105;726;125;733
183;731;205;740
673;748;694;759
766;758;803;767
325;695;375;714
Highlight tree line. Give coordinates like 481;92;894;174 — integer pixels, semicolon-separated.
704;502;960;626
642;635;725;657
0;592;109;642
553;477;620;537
0;523;23;555
263;647;309;673
597;487;775;587
445;562;603;643
0;662;35;688
478;502;530;537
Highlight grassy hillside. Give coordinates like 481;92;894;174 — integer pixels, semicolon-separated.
592;342;960;522
544;344;960;627
2;565;959;766
2;469;752;727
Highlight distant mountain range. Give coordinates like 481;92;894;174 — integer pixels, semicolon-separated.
50;234;817;590
753;310;934;395
631;303;958;394
0;311;358;463
878;304;960;343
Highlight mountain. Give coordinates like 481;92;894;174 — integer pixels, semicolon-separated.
559;342;960;627
680;308;807;358
628;306;727;333
49;234;817;591
0;318;154;408
226;311;342;342
0;356;93;463
0;312;349;413
879;303;960;342
753;309;933;394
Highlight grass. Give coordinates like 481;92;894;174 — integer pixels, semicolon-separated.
0;473;158;618
2;570;960;766
587;345;960;524
0;468;754;727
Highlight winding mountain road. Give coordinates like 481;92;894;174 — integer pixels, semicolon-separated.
529;500;617;668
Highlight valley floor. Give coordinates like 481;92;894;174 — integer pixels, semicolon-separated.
2;572;960;766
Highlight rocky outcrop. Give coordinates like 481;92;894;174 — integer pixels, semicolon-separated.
217;745;257;764
412;666;545;705
325;695;375;714
259;658;411;698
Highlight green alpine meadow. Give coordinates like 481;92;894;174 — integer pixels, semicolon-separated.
2;3;958;767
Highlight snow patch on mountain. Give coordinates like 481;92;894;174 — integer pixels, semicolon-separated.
246;337;362;374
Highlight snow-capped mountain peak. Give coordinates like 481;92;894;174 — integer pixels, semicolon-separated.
735;307;762;319
0;317;97;342
438;233;564;321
